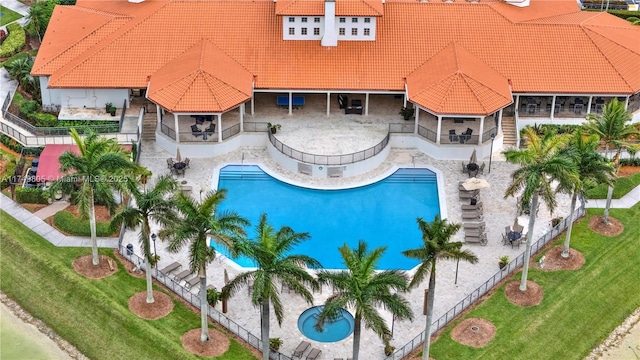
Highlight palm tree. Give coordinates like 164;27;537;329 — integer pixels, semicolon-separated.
5;57;33;83
402;215;478;360
26;1;55;42
316;240;413;360
159;189;249;342
110;174;179;303
504;128;578;291
50;128;139;265
559;131;615;258
583;98;638;224
221;214;321;360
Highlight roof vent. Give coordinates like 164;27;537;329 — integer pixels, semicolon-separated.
128;0;145;3
503;0;530;7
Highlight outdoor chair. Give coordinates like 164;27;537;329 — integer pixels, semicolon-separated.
191;124;203;138
505;226;511;236
501;233;509;245
462;211;483;220
160;262;181;274
464;233;487;246
166;158;174;170
292;341;311;358
174;269;192;281
462;201;483;211
204;123;216;135
186;276;200;289
306;348;321;360
449;130;458;142
478;162;485;174
461;162;467;173
513;224;524;234
183;157;190;168
463;221;485;230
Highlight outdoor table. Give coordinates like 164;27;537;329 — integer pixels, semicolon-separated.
173;162;186;170
467;163;479;171
508;231;521;242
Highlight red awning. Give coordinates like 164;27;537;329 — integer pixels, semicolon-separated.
35;144;80;183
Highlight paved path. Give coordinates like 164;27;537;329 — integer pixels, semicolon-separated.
585;185;640;209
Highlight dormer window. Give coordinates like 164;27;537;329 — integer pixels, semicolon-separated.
314;28;320;35
302;17;308;23
289;28;295;35
339;17;346;23
289;17;295;22
352;28;358;35
302;28;307;35
314;17;320;23
352;18;358;23
364;18;371;23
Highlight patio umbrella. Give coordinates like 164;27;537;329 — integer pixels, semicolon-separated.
461;177;490;191
175;146;182;162
470;149;477;164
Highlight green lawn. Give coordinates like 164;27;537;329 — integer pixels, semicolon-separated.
430;204;640;359
0;210;258;360
585;172;640;199
0;6;23;26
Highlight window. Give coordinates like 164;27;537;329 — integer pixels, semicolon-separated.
301;28;307;35
289;28;295;35
314;17;320;23
339;28;345;35
351;28;358;35
352;18;358;23
314;28;320;35
364;18;371;23
301;17;308;23
289;17;294;22
339;17;346;23
364;28;370;36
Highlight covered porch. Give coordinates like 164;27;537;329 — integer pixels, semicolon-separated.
515;94;636;119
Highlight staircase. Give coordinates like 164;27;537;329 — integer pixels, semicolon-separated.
501;116;517;147
141;112;156;141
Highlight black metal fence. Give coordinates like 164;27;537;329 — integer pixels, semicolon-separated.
117;246;293;360
385;204;586;360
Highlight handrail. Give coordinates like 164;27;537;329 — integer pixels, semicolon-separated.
268;130;390;166
118;99;127;133
385;203;586;359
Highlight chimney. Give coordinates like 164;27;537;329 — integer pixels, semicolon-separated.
322;0;338;47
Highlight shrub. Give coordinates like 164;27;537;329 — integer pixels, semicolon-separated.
0;135;24;154
606;10;640;20
620;158;640;167
52;210;117;237
0;23;26;58
15;187;50;204
19;99;40;117
28;112;59;127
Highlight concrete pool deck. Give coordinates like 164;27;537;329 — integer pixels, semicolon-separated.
121;140;574;359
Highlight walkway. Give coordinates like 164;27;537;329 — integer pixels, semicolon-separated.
585;185;640;209
0;194;118;248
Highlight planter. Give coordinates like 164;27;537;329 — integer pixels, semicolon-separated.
270;128;277;134
499;263;507;270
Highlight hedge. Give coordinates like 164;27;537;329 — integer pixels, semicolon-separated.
0;135;24;154
607;10;640;20
15;187;50;204
0;23;26;58
620;158;640;167
52;210;117;237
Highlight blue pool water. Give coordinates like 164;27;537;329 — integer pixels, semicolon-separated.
215;165;440;270
298;306;354;342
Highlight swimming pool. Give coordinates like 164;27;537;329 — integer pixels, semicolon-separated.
215;165;440;270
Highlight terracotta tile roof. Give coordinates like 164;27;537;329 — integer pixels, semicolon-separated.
34;0;640;116
407;43;512;115
147;39;253;113
275;0;383;16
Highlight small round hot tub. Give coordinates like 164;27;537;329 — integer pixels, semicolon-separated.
297;306;354;343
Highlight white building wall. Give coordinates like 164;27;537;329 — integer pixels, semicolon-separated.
38;80;129;111
39;76;62;111
283;16;376;41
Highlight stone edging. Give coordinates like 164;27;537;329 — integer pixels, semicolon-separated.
584;307;640;360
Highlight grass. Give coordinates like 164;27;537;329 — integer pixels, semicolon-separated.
429;204;640;360
0;210;258;360
585;171;640;199
0;5;23;26
0;149;17;179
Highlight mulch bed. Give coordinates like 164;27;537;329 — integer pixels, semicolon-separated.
66;205;114;222
450;318;497;348
588;216;624;237
72;255;118;279
128;291;174;320
181;328;230;357
538;245;585;271
504;280;543;307
20;203;49;213
114;250;145;279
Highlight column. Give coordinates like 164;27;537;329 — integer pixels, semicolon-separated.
240;104;244;133
625;96;630;110
250;96;255;116
288;92;293;115
436;115;442;144
514;95;520;114
550;96;556;120
326;93;331;117
587;96;593;114
365;93;370;116
497;109;503;135
414;106;420;135
156;104;161;133
174;113;180;143
217;114;222;143
478;116;485;145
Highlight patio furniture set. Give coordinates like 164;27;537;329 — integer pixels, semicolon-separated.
292;341;322;360
502;222;525;248
190;115;216;140
159;261;201;291
459;183;487;245
449;128;474;144
166;157;190;177
338;94;363;115
277;95;306;109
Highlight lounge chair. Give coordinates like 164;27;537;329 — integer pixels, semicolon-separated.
292;341;311;358
465;228;484;237
463;222;485;230
462;211;483;220
461;201;482;211
174;269;192;281
186;276;200;289
160;262;181;274
306;348;321;360
465;233;487;245
459;190;479;200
